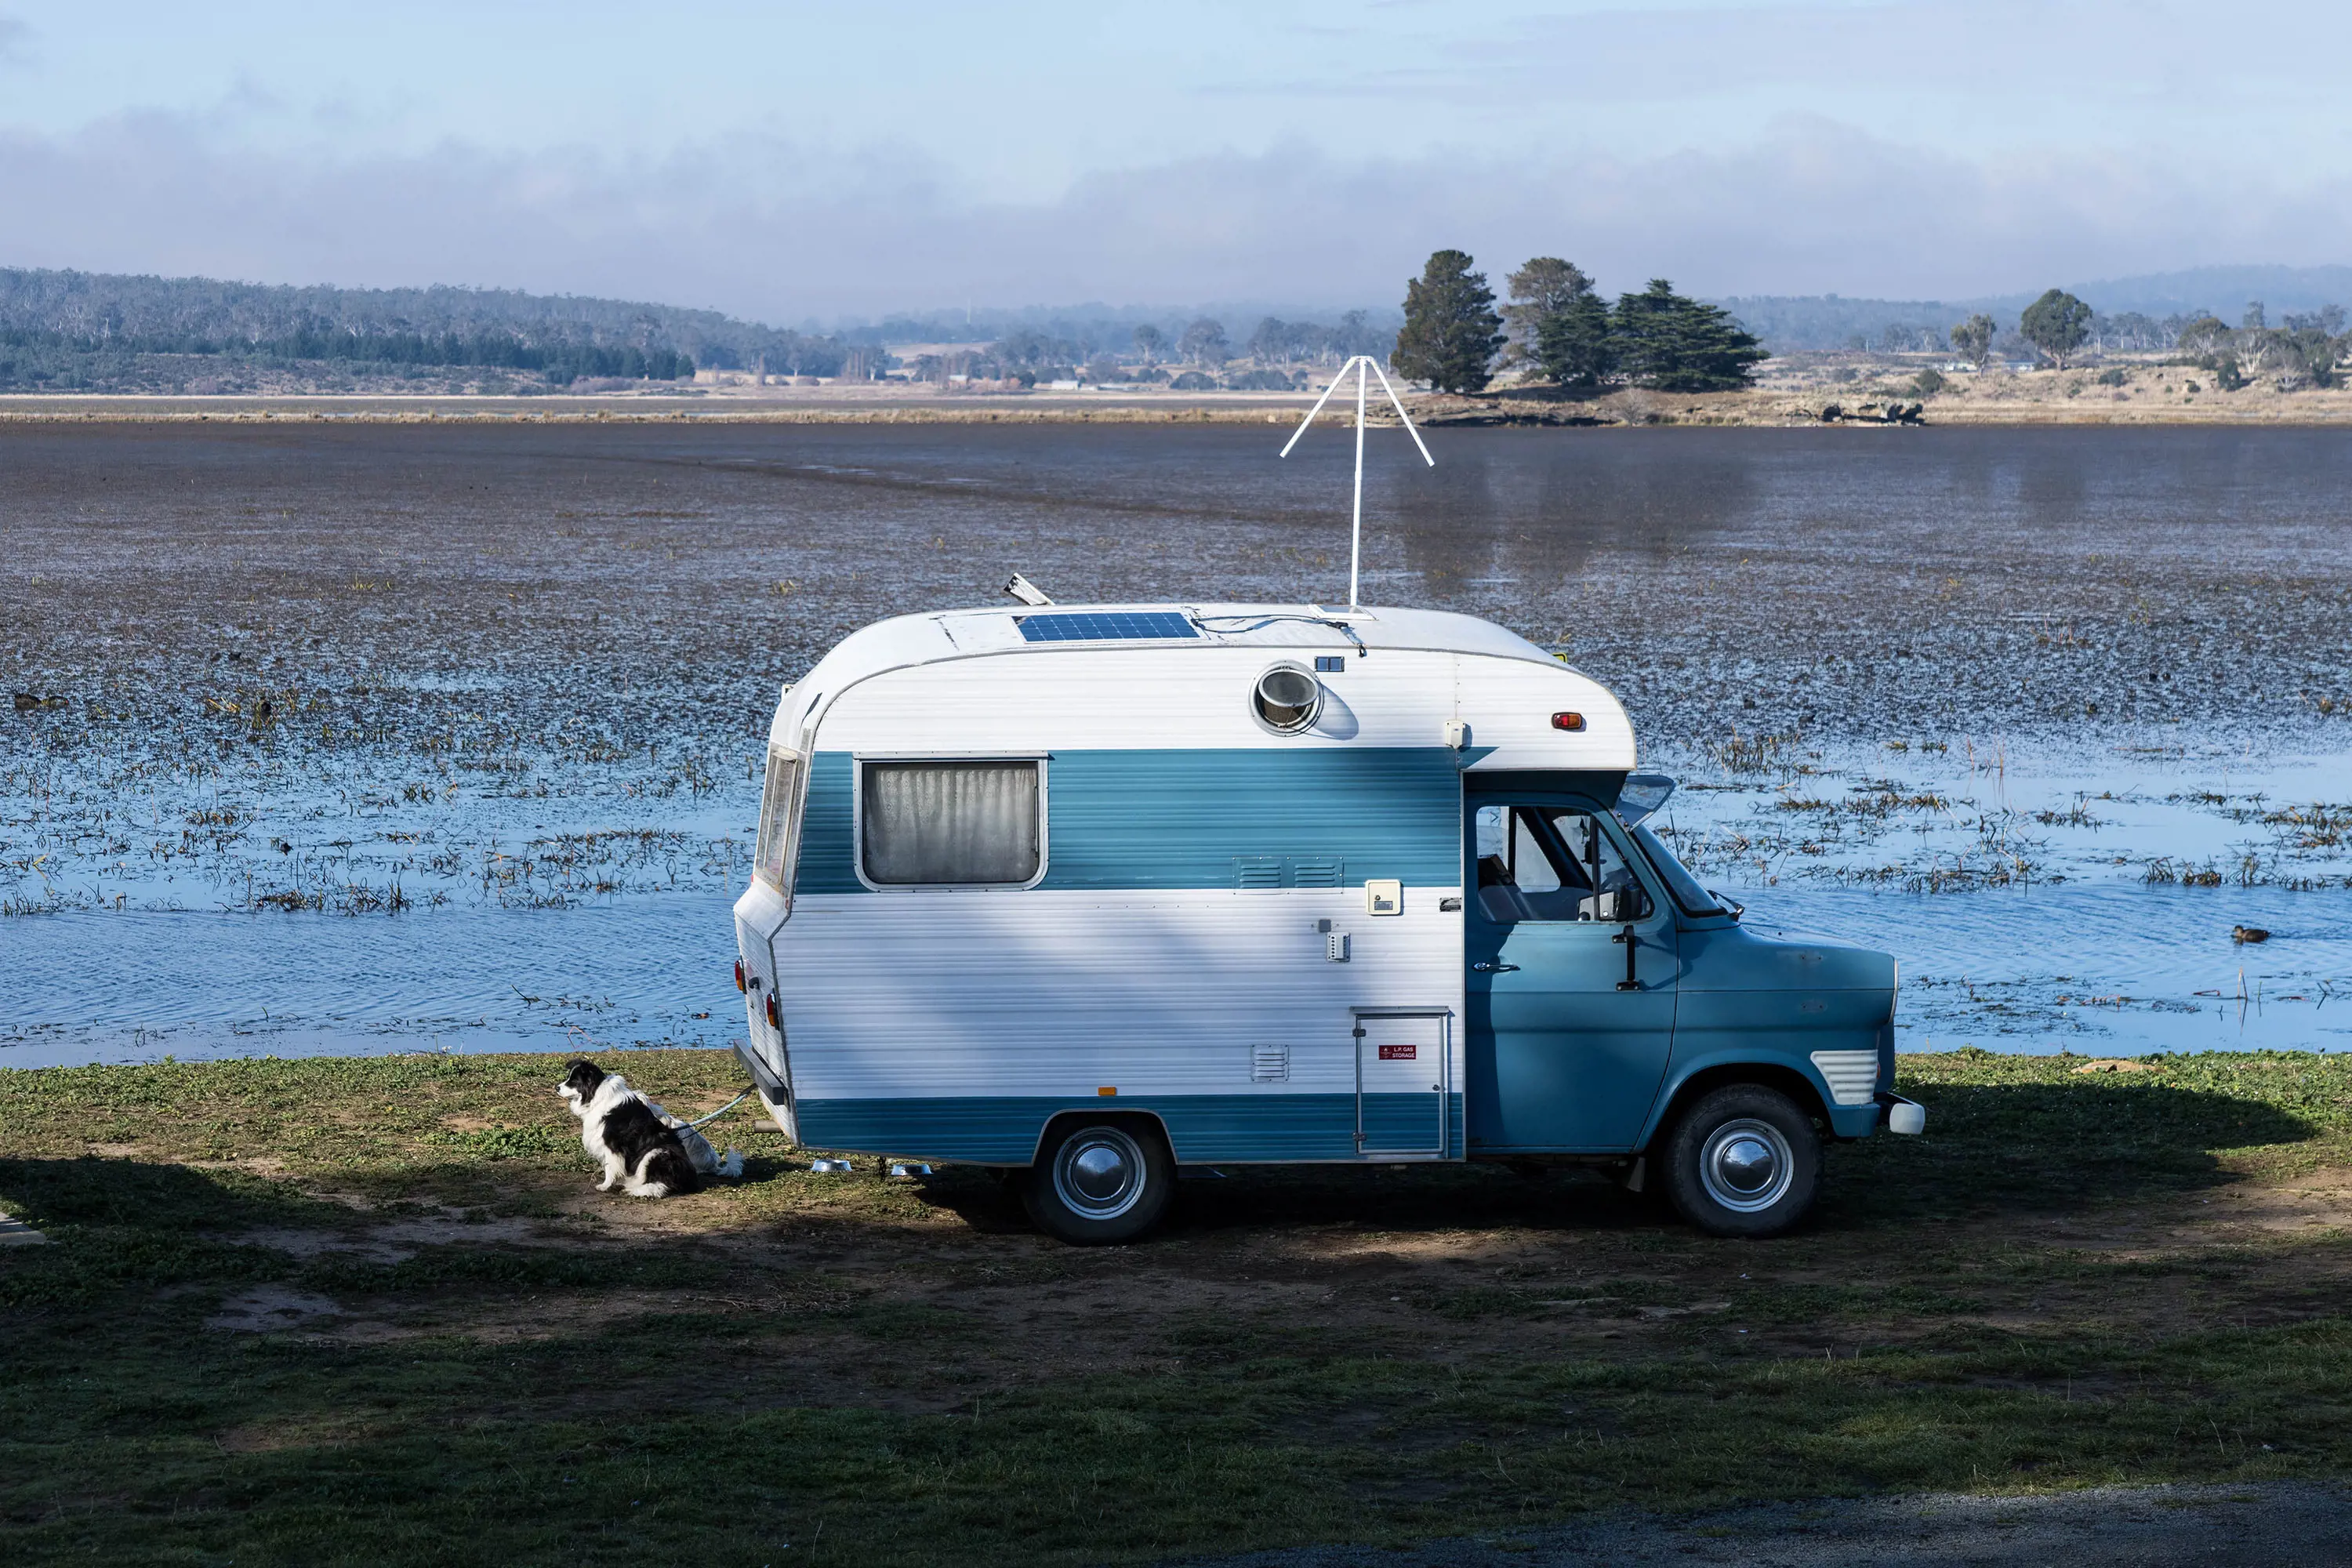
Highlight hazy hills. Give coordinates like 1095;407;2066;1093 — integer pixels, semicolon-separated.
1719;265;2352;352
0;267;855;393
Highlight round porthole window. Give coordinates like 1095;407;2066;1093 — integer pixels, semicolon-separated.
1251;663;1323;734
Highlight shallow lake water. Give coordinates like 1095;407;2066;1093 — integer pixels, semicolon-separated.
3;421;2347;1065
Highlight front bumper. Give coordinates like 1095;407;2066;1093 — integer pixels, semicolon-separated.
1875;1091;1926;1135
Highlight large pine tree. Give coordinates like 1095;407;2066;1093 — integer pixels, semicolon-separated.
1534;289;1617;388
1612;279;1767;392
1501;256;1594;368
1392;250;1504;394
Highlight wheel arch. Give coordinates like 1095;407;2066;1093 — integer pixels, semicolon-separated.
1026;1107;1176;1167
1640;1059;1831;1152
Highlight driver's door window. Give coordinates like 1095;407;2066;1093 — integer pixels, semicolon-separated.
1474;805;1652;925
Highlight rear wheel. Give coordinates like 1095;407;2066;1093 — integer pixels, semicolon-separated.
1663;1084;1820;1238
1022;1120;1174;1245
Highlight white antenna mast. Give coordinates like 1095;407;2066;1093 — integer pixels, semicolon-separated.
1279;354;1434;610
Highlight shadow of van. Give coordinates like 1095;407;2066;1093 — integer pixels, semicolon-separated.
0;1154;348;1234
0;1156;354;1308
1820;1077;2316;1225
910;1077;2318;1240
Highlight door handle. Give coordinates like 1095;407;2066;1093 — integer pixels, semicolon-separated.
1471;960;1519;973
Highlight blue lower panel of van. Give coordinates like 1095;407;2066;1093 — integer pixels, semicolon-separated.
797;1094;1466;1163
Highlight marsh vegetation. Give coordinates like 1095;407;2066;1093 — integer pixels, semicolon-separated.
4;420;2347;1064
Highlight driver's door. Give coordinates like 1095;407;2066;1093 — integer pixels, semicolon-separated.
1464;797;1678;1152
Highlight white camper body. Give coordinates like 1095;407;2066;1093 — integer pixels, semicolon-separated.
731;602;1634;1169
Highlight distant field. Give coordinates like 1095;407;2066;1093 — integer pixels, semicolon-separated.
3;1048;2349;1565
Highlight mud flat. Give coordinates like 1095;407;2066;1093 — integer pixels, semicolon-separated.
2;419;2347;1064
0;389;1318;426
9;361;2352;429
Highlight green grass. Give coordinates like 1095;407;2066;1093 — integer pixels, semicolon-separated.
3;1047;2351;1565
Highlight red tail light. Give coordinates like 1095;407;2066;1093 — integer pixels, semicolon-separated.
764;994;781;1030
1551;712;1587;731
734;960;748;993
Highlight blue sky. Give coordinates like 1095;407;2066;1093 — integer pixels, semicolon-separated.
2;2;2347;321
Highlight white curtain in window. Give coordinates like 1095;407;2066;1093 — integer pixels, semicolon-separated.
862;761;1040;884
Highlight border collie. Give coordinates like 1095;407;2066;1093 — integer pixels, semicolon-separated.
557;1060;741;1197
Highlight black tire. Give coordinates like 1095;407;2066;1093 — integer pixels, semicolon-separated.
1021;1119;1174;1246
1661;1083;1820;1238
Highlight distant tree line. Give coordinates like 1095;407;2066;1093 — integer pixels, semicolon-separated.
936;310;1396;390
0;324;690;384
1938;289;2352;386
2173;303;2350;390
1391;250;1769;395
0;267;855;392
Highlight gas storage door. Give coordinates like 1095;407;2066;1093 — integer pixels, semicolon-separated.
1356;1012;1447;1156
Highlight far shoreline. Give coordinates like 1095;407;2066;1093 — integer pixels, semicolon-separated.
6;373;2352;429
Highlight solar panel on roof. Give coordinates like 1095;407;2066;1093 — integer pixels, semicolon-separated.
1016;611;1200;643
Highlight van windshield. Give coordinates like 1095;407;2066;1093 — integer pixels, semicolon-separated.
1628;822;1724;917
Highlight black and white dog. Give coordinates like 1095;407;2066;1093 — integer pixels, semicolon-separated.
557;1059;742;1197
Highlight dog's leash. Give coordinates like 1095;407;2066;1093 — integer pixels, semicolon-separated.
682;1089;753;1130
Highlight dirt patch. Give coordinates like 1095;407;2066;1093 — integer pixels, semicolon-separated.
311;1286;700;1346
207;1285;344;1332
214;1417;385;1454
2168;1167;2352;1237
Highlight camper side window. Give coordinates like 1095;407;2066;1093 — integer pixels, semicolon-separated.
753;747;804;892
860;760;1043;887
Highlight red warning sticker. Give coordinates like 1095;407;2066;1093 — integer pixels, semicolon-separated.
1378;1044;1416;1060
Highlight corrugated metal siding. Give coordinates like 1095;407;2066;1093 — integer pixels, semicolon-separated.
1045;748;1459;891
1360;1093;1445;1152
796;750;859;893
774;889;1460;1102
794;1091;1468;1163
795;746;1461;895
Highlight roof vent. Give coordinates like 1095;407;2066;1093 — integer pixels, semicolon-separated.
1252;664;1323;734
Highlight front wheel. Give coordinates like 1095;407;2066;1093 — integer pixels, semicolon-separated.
1662;1084;1820;1238
1022;1120;1174;1245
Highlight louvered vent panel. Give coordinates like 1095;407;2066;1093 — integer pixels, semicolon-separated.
1809;1049;1880;1106
1233;856;1284;890
1290;857;1344;887
1251;1044;1290;1082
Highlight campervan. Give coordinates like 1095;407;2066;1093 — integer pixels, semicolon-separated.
731;601;1924;1243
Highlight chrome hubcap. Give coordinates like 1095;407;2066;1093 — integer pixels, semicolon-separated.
1698;1118;1795;1213
1053;1128;1146;1220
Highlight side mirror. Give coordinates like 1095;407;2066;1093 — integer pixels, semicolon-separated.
1603;886;1647;923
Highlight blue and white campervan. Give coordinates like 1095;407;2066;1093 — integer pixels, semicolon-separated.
731;601;1924;1243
